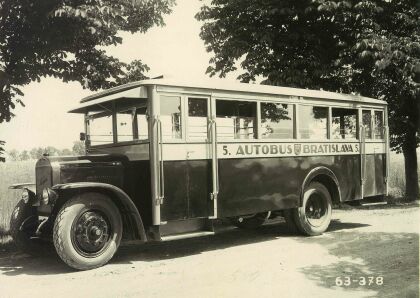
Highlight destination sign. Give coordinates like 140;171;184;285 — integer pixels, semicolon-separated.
219;143;360;158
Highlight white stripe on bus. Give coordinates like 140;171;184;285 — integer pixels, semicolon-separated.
161;142;386;161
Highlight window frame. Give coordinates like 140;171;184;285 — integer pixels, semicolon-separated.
259;100;296;141
361;109;373;140
86;101;150;148
115;107;137;143
158;93;185;143
186;95;211;143
297;104;330;141
154;89;387;145
330;106;360;140
134;105;149;141
214;97;259;141
373;109;385;140
86;110;115;146
359;107;386;142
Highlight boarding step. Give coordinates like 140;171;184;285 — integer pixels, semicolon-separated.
159;218;214;236
161;231;215;242
360;201;387;206
360;195;387;206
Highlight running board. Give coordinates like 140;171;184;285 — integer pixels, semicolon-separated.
161;231;215;242
361;201;387;206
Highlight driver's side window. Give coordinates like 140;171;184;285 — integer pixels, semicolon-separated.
116;106;149;142
136;107;148;140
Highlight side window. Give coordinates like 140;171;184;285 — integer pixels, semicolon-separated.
374;110;384;139
160;96;182;140
260;102;294;139
89;114;113;145
116;109;135;142
136;107;148;140
216;100;257;140
299;106;328;139
331;108;358;139
362;110;372;139
188;98;208;141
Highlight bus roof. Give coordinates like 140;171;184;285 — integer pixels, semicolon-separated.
70;78;387;113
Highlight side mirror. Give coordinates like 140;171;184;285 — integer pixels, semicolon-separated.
80;132;86;141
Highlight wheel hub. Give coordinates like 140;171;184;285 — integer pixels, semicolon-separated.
305;193;327;227
73;211;110;255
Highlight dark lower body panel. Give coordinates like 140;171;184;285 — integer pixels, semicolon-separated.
160;154;386;221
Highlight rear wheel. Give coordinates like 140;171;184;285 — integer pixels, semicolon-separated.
230;212;269;229
288;182;332;236
53;192;122;270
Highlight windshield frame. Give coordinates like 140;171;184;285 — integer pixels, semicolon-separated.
85;101;149;148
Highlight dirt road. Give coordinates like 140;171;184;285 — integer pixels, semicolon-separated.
0;205;418;298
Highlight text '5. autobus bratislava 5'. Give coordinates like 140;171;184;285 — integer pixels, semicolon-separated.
9;79;389;270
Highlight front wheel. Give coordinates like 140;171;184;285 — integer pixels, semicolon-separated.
10;199;41;254
53;192;122;270
289;182;332;236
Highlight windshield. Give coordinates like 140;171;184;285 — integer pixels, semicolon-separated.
89;113;114;145
87;102;149;146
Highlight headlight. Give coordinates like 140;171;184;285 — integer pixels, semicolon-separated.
41;188;57;205
21;189;29;203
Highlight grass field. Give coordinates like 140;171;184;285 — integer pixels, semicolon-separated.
0;154;418;235
0;160;36;235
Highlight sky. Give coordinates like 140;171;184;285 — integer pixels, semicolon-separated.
0;0;241;151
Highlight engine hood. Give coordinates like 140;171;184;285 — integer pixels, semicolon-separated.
35;154;128;199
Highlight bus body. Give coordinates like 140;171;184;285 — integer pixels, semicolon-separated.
10;79;389;269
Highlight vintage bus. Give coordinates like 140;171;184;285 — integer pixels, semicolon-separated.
9;79;389;270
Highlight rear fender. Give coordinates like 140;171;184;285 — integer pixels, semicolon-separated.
300;167;341;206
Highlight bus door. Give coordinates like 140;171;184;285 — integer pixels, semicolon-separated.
184;96;215;219
156;95;215;222
360;109;387;197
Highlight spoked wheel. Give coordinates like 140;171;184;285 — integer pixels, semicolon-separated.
285;182;332;236
72;210;112;258
230;212;269;229
53;192;122;270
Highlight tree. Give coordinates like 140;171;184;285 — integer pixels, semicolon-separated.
19;150;30;161
0;0;175;156
0;140;4;162
7;149;19;161
30;147;45;160
45;146;60;156
197;0;420;200
72;141;86;156
60;148;73;156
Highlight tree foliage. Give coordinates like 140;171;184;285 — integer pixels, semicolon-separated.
72;141;86;155
7;143;87;161
0;0;174;158
0;0;174;122
197;0;420;199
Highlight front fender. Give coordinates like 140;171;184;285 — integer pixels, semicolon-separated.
9;183;36;193
52;182;147;241
9;183;37;205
